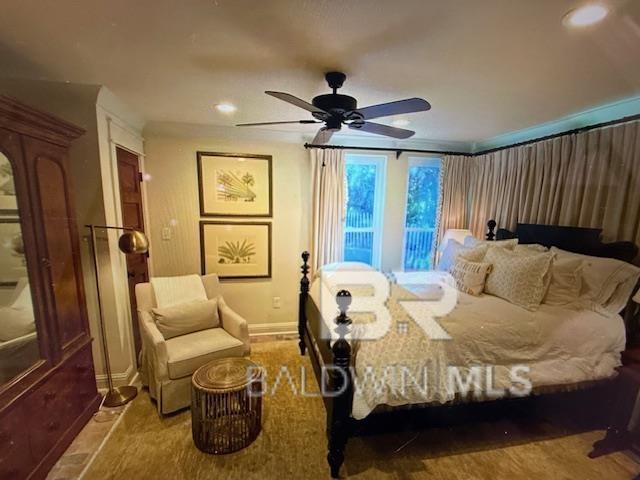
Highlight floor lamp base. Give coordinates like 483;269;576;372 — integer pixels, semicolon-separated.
104;385;138;408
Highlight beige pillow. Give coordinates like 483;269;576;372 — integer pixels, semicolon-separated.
515;243;549;254
437;240;489;272
484;248;554;310
450;258;492;296
464;237;519;250
543;257;583;306
152;298;219;340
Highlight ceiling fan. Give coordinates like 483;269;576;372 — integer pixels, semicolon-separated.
236;72;431;144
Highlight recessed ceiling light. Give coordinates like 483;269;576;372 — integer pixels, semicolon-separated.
392;119;410;127
563;4;609;28
215;103;237;113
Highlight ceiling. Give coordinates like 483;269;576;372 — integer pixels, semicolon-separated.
1;0;639;144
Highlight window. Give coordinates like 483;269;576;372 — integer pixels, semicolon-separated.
402;157;441;270
343;154;386;268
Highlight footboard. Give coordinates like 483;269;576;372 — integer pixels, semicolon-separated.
298;252;354;478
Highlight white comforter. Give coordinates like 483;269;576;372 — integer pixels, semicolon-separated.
310;281;625;420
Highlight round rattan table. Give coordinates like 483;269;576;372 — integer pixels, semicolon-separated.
191;357;263;454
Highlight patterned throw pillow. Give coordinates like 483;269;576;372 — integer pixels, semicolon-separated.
484;247;554;310
450;258;492;296
437;240;489;272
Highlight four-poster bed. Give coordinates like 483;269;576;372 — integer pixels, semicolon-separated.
298;220;640;478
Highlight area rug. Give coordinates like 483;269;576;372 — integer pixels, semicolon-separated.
84;341;638;479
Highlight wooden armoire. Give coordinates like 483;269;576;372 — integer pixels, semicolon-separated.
0;97;100;479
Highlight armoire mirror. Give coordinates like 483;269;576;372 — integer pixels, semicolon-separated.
0;151;38;385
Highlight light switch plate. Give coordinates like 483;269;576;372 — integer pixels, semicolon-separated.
161;227;171;240
272;297;281;309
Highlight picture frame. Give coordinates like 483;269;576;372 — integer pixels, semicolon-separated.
200;221;272;279
197;151;272;217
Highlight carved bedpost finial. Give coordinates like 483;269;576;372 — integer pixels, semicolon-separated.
298;251;311;356
487;220;497;241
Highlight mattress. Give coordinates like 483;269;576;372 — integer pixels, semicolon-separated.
309;278;625;420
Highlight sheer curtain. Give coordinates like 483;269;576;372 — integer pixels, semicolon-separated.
440;119;640;251
309;148;346;271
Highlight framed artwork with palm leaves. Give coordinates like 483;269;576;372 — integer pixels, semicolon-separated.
200;221;271;279
197;151;272;217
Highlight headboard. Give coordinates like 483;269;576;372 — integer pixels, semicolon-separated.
488;221;639;263
486;220;640;347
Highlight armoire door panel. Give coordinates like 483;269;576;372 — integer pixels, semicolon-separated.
22;136;89;350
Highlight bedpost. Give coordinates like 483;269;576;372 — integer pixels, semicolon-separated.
327;290;353;479
298;251;310;356
486;219;497;241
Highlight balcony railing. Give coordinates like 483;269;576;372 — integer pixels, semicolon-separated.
403;227;436;271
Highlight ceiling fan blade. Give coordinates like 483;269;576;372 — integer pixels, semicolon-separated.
356;98;431;120
265;91;329;115
312;127;336;145
236;120;321;126
349;121;415;139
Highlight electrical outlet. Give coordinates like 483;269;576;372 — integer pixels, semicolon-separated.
161;227;172;240
272;296;281;309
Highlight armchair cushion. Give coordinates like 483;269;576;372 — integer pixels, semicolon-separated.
165;328;244;379
152;298;220;340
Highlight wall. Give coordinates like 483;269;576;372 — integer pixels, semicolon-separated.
144;126;310;333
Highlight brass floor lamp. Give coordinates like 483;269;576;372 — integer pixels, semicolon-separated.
87;224;149;408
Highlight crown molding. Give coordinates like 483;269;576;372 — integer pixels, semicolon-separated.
471;95;640;153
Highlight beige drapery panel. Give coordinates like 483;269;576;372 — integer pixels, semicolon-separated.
440;119;640;249
436;155;473;243
310;148;346;271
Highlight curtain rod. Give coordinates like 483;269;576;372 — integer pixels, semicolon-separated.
304;113;640;158
303;143;471;158
473;112;640;156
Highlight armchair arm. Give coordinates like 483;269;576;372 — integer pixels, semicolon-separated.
138;310;169;379
218;297;250;354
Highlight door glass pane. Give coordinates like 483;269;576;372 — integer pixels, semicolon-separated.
0;152;39;385
403;163;440;270
344;163;376;265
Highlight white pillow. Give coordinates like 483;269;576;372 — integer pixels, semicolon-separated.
550;247;640;313
464;237;519;250
543;257;583;307
484;247;554;310
11;282;33;311
437;240;488;272
152;298;219;340
315;261;374;279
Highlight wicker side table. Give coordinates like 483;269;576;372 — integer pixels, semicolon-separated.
191;357;263;454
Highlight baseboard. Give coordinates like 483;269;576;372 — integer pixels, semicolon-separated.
95;363;136;390
249;321;297;337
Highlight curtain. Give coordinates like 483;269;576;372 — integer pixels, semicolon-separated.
309;148;346;271
439;119;640;249
436;155;474;245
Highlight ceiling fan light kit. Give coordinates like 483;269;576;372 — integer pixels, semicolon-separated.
237;71;431;145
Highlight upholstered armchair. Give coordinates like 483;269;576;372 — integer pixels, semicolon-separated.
135;274;250;414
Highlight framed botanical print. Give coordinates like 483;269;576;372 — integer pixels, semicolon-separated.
200;221;271;279
197;152;272;217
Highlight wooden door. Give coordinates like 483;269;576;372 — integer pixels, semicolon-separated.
116;147;148;361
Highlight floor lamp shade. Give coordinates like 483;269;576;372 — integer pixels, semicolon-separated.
118;230;149;254
87;225;148;408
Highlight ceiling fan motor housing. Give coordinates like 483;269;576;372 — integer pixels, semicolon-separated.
312;93;357;114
